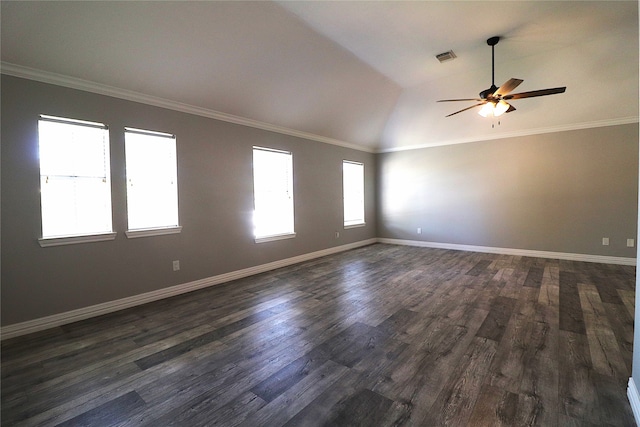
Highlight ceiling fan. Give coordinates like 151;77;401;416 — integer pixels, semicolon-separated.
438;36;566;118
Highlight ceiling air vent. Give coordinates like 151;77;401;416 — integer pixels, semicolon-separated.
435;50;457;63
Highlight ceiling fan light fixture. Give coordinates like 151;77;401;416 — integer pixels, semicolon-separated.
478;102;495;117
494;100;509;116
478;100;510;118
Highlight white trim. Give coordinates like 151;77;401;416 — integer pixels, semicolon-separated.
1;62;374;153
124;127;174;139
255;232;296;244
40;114;107;129
628;378;640;425
0;239;377;340
376;238;637;266
378;117;640;153
344;223;366;229
125;226;182;239
38;232;117;248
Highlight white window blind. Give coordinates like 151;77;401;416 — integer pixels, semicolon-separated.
343;160;365;227
38;115;113;239
252;147;295;241
125;128;179;232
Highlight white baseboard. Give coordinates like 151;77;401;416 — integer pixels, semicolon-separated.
628;377;640;425
376;238;637;266
2;237;634;340
0;239;376;340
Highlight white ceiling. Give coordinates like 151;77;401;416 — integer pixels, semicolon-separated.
2;1;638;152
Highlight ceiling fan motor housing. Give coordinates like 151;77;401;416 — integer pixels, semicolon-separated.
480;85;498;100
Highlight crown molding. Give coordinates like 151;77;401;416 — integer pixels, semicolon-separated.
378;116;640;153
4;62;637;155
1;62;375;153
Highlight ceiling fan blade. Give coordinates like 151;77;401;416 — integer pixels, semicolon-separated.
504;87;566;100
437;98;483;102
505;103;516;113
494;78;524;97
445;102;486;117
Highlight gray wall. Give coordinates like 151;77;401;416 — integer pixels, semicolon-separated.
1;75;377;326
377;125;639;258
2;74;638;330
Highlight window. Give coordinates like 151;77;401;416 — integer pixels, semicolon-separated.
38;115;114;244
124;128;180;237
252;147;295;242
343;160;365;227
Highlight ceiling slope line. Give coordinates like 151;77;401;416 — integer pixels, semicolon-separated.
1;62;375;154
378;116;640;153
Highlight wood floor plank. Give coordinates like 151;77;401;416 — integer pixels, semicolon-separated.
1;244;635;426
467;384;519;427
54;391;146;427
558;330;600;423
524;266;544;288
519;355;559;426
166;390;266;427
323;388;395;426
134;296;306;370
466;259;493;276
283;358;405;427
498;267;521;299
476;296;516;342
559;271;587;335
421;336;498;426
603;301;634;372
486;313;533;394
619;289;636;318
238;360;349;427
251;352;329;403
578;284;629;380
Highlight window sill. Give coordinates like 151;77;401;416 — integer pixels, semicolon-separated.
255;232;296;243
125;226;182;239
38;232;117;248
344;222;366;229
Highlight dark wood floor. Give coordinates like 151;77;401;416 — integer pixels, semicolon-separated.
2;244;637;426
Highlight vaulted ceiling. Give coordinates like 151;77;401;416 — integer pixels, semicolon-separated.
2;1;638;152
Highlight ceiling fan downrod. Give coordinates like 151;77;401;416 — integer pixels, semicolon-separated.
488;36;499;87
481;36;500;99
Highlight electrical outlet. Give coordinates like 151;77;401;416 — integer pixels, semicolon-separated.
602;237;610;246
335;231;340;239
627;239;635;247
417;227;422;234
173;260;180;271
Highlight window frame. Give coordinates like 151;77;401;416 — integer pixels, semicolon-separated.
343;160;366;228
37;114;116;247
252;146;296;243
123;127;182;239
